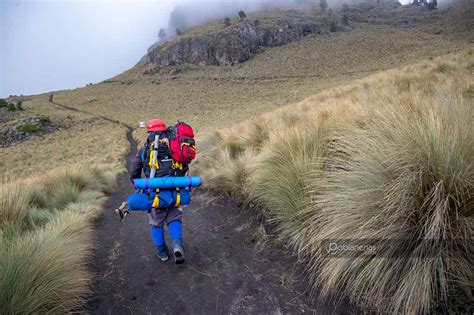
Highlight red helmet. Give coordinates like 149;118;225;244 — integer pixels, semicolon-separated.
146;119;166;132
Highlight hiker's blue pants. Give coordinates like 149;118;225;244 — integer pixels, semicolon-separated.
150;220;182;254
169;220;182;241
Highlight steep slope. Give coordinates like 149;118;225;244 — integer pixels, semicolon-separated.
194;50;474;313
2;3;472;177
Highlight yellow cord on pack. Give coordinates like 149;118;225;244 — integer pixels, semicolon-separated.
148;149;159;169
175;188;181;207
172;161;183;170
152;188;160;208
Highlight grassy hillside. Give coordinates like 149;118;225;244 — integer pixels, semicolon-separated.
194;50;474;313
0;2;472;313
1;3;472;178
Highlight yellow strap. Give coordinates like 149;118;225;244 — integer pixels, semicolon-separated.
148;150;159;169
175;192;181;207
152;195;159;208
172;161;183;170
151;189;160;208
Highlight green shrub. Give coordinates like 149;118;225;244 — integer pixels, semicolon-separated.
6;103;16;111
15;102;23;111
17;123;43;133
0;99;7;108
238;11;246;21
36;115;50;124
224;17;231;27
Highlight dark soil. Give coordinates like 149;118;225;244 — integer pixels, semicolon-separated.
86;129;348;315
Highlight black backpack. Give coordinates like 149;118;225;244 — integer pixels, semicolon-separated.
140;130;188;177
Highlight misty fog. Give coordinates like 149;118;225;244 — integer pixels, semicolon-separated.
1;0;449;98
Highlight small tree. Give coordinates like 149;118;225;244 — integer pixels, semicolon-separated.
0;99;7;108
254;19;261;27
7;103;16;111
320;0;328;11
238;11;246;21
342;15;349;26
330;20;337;32
158;28;166;41
224;17;231;27
16;101;23;111
176;28;183;36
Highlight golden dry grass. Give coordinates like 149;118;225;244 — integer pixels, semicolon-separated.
2;4;471;178
194;49;474;313
54;26;468;131
0;95;127;177
0;166;116;314
0;4;471;313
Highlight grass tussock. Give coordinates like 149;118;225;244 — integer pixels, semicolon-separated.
0;165;116;314
195;50;474;313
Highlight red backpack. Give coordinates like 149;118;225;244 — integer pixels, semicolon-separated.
169;121;196;163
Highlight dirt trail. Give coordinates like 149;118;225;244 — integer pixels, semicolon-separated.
86;137;332;315
47;96;338;314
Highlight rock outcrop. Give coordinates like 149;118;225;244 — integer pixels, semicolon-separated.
141;13;333;66
0;116;56;148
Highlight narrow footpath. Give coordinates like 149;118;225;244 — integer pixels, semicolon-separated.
48;95;335;314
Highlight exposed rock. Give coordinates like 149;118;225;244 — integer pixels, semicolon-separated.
142;17;332;67
0;116;56;148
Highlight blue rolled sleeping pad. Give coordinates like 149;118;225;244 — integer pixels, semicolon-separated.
133;176;202;190
128;189;191;211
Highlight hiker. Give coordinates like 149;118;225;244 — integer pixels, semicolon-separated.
130;119;196;264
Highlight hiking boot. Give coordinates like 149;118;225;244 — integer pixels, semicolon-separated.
157;251;169;262
171;239;185;265
156;245;169;262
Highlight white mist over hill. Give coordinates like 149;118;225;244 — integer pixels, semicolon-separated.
0;0;457;97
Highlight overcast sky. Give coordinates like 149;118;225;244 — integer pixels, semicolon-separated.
1;0;174;97
1;0;418;98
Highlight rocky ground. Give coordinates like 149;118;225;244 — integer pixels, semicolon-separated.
0;112;56;148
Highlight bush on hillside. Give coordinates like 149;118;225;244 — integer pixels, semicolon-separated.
6;103;16;111
17;123;43;133
238;11;246;21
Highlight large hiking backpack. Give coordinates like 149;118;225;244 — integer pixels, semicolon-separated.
141;121;195;177
168;121;196;164
141;131;175;177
